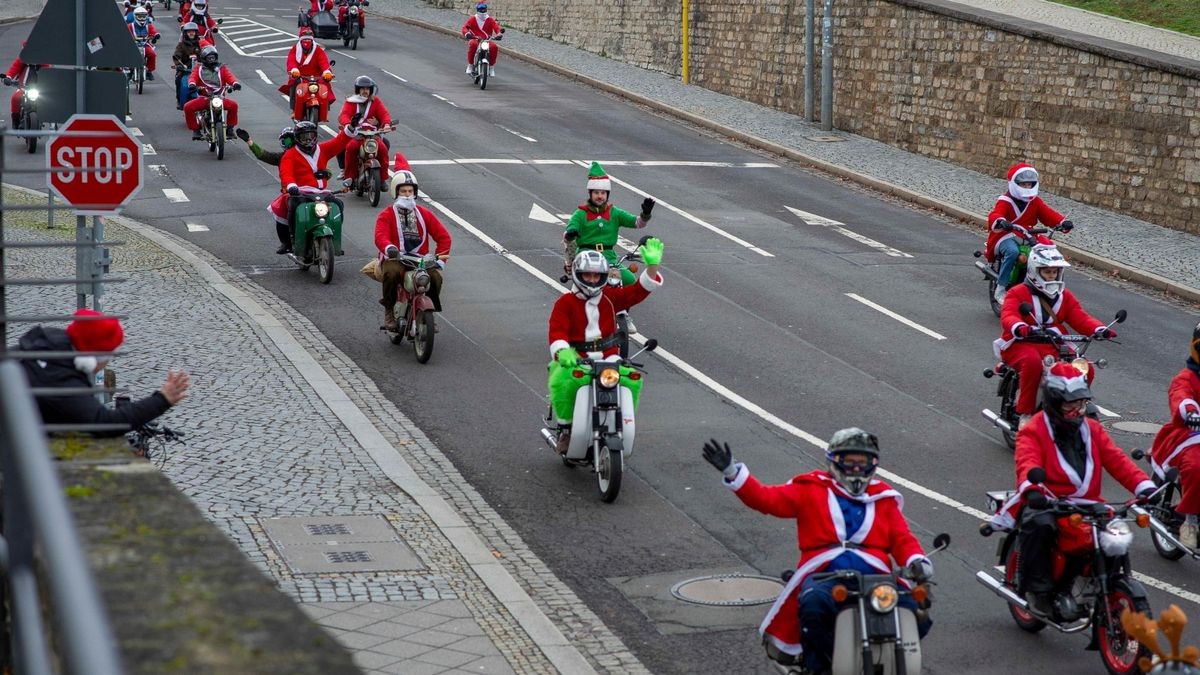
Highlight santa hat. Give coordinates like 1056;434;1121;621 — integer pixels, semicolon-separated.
392;151;410;172
1007;163;1039;200
585;161;611;192
1043;362;1091;401
66;309;124;354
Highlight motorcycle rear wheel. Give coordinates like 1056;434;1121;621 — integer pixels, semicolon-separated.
1099;584;1151;675
368;168;381;207
1150;487;1187;561
988;277;1002;317
351;25;359;50
596;443;622;503
1004;546;1046;633
24;112;37;153
998;371;1018;451
413;309;435;363
317;236;334;284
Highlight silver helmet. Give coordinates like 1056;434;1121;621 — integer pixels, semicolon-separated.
824;427;880;496
571;250;609;298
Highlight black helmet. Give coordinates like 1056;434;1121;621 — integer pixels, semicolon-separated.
279;126;296;149
824;427;879;496
293;121;319;154
1041;362;1092;430
1190;321;1200;367
353;75;377;98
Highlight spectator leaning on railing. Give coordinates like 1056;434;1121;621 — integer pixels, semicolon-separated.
13;309;190;436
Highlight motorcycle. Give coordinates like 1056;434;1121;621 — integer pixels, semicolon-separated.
559;243;647;359
976;468;1167;675
162;0;171;11
129;36;156;95
1129;448;1200;562
339;0;367;50
347;123;389;207
775;534;950;675
288;181;345;284
190;83;239;160
4;74;41;154
973;221;1072;317
981;307;1126;449
291;71;335;124
382;251;441;363
539;339;657;503
468;29;503;90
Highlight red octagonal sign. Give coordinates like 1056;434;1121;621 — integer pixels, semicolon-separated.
47;114;144;215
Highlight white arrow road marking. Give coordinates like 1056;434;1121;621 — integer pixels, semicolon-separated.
162;188;189;202
186;223;209;232
256;69;272;84
845;293;948;341
498;125;537;143
142;144;156;155
555;213;572;220
129;127;143;137
785;205;912;258
419;188;1200;608
381;69;407;83
1094;404;1121;418
528;203;560;223
580;161;773;257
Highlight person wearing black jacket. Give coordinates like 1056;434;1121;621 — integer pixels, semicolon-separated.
15;310;189;437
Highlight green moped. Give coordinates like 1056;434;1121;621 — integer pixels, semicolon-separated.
289;181;346;284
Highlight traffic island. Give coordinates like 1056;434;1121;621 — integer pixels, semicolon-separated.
48;435;359;674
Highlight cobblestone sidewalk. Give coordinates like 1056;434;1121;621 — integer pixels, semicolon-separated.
368;0;1200;297
3;186;645;675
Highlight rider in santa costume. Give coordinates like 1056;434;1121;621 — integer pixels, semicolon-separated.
1150;323;1200;548
269;121;352;253
279;28;336;106
985;162;1073;305
461;3;502;76
702;429;932;672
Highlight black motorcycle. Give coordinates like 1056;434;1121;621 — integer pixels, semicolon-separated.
972;221;1072;317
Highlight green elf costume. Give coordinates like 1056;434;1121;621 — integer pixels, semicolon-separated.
564;161;656;286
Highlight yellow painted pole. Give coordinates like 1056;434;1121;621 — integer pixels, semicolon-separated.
682;0;690;84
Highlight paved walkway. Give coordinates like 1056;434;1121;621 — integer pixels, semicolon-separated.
368;0;1200;298
3;185;645;675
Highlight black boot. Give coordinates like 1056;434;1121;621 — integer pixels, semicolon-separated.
275;222;292;254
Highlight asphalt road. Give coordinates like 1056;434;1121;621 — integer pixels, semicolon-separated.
4;5;1200;674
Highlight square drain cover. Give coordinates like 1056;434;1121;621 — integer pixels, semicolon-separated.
261;516;424;574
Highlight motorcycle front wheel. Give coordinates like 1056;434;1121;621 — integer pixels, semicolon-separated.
478;62;489;90
988;277;1001;317
1098;583;1151;675
317;236;334;284
368;168;380;207
305;106;319;125
413;309;435;363
596;442;622;503
998;371;1018;451
24;111;38;153
136;67;145;95
1004;546;1046;633
351;25;359;50
215;121;225;160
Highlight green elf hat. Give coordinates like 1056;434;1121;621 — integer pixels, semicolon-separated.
586;161;611;192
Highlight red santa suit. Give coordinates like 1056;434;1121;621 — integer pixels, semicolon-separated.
373;203;451;262
338;1;366;29
183;63;239;130
339;95;392;182
548;273;660;361
267;129;354;224
461;13;502;67
994;283;1104;414
280;40;335;103
992;412;1152;530
1151;368;1200;514
308;0;334;14
724;466;925;658
6;52;36;122
985;190;1067;262
185;10;220;42
128;21;160;73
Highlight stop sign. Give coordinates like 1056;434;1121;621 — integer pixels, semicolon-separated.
46;114;143;215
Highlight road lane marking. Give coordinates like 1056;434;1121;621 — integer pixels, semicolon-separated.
409;159;457;165
240;37;297;49
220;27;276;36
256;69;272;84
332;50;359;60
248;47;295;55
418;189;1198;608
431;94;459;108
129;127;143;137
186;223;209;232
381;69;408;83
530;159;573;164
528;203;559;223
162;188;189;202
454;158;523;164
1094;404;1121;418
319;124;339;137
580;161;774;257
149;164;169;177
497;125;537;143
845;293;948;340
142;143;156;155
785;205;912;258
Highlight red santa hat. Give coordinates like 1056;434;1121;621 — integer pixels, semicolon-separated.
1043;362;1091;401
65;309;124;353
392;151;411;172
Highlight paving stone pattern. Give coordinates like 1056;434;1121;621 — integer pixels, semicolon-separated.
371;0;1200;291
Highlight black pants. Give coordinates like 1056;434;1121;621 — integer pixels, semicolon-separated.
1018;509;1059;594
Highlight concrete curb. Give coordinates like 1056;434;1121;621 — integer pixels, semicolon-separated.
0;14;38;26
386;13;1200;306
2;182;598;675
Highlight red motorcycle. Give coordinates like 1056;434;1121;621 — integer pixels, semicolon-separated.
291;73;334;123
383;251;441;364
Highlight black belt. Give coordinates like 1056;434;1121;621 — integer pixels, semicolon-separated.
569;334;620;352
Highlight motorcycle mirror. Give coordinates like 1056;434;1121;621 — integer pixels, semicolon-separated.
644;339;658;352
1166;467;1181;485
1018;302;1033;315
216;17;223;23
932;533;951;551
1027;467;1047;485
1130;448;1145;460
329;59;337;67
1114;309;1127;324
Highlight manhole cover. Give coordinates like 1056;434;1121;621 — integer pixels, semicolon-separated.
670;574;784;607
804;134;846;143
1111;421;1163;435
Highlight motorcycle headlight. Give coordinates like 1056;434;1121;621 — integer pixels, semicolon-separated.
309;83;319;93
314;202;330;217
350;6;358;12
869;584;899;613
364;139;378;154
211;96;223;108
598;367;620;389
26;88;40;101
1071;357;1089;376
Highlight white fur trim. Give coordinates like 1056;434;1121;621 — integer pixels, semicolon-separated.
1158;434;1200;474
1180;398;1200;419
286;182;299;191
583;295;601;340
638;270;663;291
903;553;929;568
724;463;750;490
587;177;611;192
549;339;571;357
1133;480;1155;496
74;356;98;374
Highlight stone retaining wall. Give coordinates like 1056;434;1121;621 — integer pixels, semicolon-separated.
431;0;1200;233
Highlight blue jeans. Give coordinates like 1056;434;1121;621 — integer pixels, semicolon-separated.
996;237;1021;289
799;577;931;673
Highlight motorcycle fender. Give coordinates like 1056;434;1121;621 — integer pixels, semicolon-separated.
566;386;593;460
618;386;635;457
311;224;334;239
1113;576;1150;603
365;158;381;169
831;608;921;675
413;295;434;312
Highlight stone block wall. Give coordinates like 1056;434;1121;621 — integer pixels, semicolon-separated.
429;0;1200;233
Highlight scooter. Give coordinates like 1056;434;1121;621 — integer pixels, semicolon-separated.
560;243;647;359
775;534;950;675
347;123;389;207
981;307;1126;449
973;220;1073;317
540;339;657;503
191;83;239;160
1129;448;1200;562
382;251;441;363
292;73;334;124
467;29;503;90
976;468;1168;675
288;181;345;284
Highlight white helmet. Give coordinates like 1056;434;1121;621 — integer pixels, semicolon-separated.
1008;165;1039;201
389;170;419;199
133;6;149;23
571;250;609;298
192;0;207;13
1026;243;1069;297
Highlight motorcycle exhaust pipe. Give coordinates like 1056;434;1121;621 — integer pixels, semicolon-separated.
976;571;1028;609
974;260;998;280
981;409;1012;433
539;428;558;449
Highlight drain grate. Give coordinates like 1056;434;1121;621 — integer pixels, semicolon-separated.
306;523;352;536
325;550;373;564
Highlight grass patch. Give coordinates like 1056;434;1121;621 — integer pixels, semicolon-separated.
1049;0;1200;37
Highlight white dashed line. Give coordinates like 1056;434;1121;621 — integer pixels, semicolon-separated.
332;50;359;60
846;293;948;340
319;124;339;137
186;223;210;232
454;158;523;164
786;205;912;258
381;69;407;83
162;188;189;203
1094;404;1121;418
497;125;537;143
431;94;459;107
142;143;156;156
256;69;272;84
149;164;169;177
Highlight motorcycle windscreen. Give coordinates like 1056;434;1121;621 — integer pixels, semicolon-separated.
566;385;636;460
831;607;920;675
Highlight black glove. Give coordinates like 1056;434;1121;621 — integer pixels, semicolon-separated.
1138;486;1157;500
1;77;11;87
187;83;196;91
702;439;737;479
235;128;250;143
563;229;579;242
1186;412;1200;430
230;82;242;91
641;197;655;218
995;218;1013;231
1059;219;1074;233
1094;327;1116;340
287;186;300;196
152;34;161;43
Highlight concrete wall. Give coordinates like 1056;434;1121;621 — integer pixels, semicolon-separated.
435;0;1200;233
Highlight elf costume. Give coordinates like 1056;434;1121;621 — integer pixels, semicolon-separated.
565;161;650;285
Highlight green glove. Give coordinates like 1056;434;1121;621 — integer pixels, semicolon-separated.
639;237;664;266
555;348;578;368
